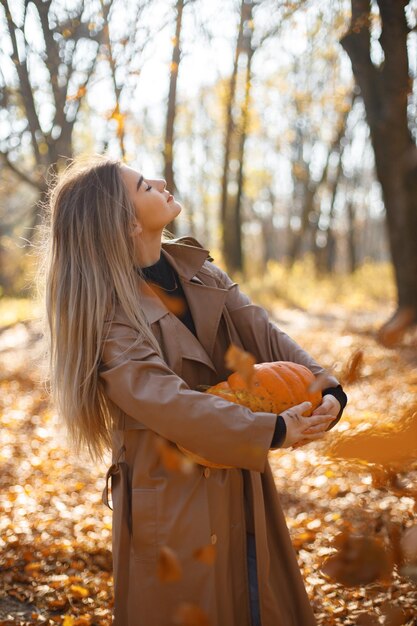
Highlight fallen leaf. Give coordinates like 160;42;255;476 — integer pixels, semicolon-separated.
69;584;89;598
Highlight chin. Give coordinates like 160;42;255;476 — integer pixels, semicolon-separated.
172;200;182;214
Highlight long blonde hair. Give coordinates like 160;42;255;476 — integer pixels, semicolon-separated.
42;156;163;460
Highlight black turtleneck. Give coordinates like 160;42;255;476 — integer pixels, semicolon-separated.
140;253;197;336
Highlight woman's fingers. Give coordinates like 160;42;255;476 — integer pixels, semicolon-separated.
301;415;333;429
281;408;334;448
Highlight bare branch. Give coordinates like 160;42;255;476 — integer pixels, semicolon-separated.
32;0;66;130
2;0;45;163
0;153;42;190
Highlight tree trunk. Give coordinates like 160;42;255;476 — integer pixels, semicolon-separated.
341;0;417;343
165;0;184;236
346;200;357;273
227;35;254;273
288;93;353;263
221;0;254;273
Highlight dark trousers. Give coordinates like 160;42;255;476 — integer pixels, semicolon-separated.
247;533;261;626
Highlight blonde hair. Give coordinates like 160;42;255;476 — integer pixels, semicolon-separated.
42;155;164;460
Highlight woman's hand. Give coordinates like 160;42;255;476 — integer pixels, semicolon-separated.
312;394;341;424
280;401;335;449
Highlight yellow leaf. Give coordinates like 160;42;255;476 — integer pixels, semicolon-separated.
108;104;125;137
70;584;89;598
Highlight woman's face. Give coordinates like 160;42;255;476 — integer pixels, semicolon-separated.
120;165;182;236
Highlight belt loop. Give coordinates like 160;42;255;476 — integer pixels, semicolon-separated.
102;445;126;510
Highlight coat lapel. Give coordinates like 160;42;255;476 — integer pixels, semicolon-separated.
160;242;229;359
138;280;216;376
180;278;228;359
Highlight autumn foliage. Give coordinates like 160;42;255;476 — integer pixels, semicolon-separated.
1;291;417;625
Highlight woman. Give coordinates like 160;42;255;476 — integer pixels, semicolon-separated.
45;156;346;626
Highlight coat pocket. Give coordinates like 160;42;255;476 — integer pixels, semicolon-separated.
131;488;157;562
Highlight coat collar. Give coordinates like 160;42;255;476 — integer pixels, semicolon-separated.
160;238;212;280
137;239;229;366
136;238;212;325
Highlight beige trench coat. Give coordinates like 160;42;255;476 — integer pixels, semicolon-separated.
99;237;339;626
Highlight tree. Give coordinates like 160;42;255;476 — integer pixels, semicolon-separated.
164;0;185;235
220;0;254;274
341;0;417;344
0;0;150;235
0;0;110;230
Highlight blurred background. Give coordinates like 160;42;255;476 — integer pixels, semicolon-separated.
0;0;416;336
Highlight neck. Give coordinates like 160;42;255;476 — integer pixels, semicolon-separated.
134;232;163;268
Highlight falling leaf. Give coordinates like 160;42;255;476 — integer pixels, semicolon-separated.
341;349;364;385
321;533;394;586
157;546;182;583
308;370;331;393
148;284;186;316
193;544;216;565
173;603;211;626
326;411;417;467
155;437;194;474
400;525;417;562
224;344;256;387
379;601;410;626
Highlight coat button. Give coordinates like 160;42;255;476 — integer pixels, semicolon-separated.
211;533;217;545
204;467;211;478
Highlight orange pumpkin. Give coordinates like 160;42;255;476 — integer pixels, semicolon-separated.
178;361;322;468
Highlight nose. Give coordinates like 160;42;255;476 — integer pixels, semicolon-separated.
156;178;166;192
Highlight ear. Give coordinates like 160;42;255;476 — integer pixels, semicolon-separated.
131;222;142;236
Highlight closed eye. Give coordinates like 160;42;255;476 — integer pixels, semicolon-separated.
145;183;152;191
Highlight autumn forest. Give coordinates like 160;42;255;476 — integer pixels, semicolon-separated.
1;0;417;624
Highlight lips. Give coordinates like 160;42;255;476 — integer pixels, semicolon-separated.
167;194;174;202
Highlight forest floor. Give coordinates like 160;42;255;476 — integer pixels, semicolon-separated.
0;275;417;626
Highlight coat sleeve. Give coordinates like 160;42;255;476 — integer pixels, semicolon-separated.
206;261;340;388
99;319;278;472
